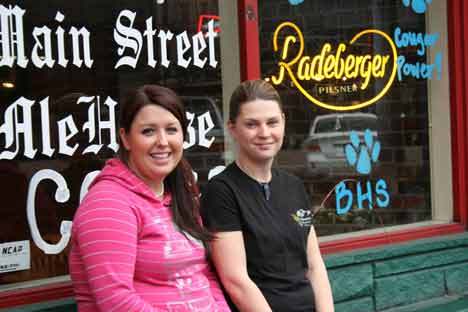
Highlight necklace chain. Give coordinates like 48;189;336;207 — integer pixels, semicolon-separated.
154;183;164;198
236;161;271;183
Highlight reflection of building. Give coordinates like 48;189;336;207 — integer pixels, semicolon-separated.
1;1;468;311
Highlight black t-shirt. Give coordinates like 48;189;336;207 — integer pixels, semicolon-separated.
201;163;315;312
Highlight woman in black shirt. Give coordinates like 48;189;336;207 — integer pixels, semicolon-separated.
201;80;334;312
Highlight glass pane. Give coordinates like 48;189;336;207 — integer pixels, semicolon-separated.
0;0;223;286
258;0;444;236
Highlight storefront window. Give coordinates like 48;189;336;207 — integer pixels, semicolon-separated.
258;0;451;236
0;0;223;287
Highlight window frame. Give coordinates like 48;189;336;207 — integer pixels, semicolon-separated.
237;0;468;251
0;0;467;308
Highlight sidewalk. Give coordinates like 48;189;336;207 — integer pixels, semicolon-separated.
3;295;468;312
418;297;468;312
383;295;468;312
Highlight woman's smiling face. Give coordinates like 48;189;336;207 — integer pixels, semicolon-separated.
229;99;285;164
119;104;184;191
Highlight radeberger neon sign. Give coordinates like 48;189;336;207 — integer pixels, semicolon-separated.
270;22;398;111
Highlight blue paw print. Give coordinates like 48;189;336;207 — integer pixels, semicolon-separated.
288;0;304;5
402;0;432;14
345;129;380;175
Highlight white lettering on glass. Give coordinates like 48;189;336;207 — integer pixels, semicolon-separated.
0;5;93;68
0;96;112;158
183;112;196;149
27;170;72;254
81;96;118;154
113;10;218;69
0;5;28;67
58;115;79;156
197;111;215;148
113;10;142;68
0;97;37;159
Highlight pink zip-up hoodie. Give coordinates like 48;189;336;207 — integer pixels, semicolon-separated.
69;158;230;312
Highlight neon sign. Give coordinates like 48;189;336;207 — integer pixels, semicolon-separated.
270;22;398;111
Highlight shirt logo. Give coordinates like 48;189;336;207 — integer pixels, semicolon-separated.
291;209;312;227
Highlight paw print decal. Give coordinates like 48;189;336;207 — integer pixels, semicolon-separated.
345;129;380;174
402;0;432;14
288;0;305;5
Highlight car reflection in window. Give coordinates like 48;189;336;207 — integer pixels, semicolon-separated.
302;113;378;177
180;96;225;190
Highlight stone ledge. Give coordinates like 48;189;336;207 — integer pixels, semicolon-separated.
375;247;468;277
446;263;468;294
380;294;468;312
325;233;468;269
329;264;373;302
375;269;445;310
335;296;375;312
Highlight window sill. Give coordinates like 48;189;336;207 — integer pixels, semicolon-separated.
0;223;465;308
0;277;73;309
319;221;465;254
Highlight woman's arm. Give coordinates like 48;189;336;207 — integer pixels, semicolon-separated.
306;227;334;312
71;186;160;312
210;231;272;312
201;262;232;311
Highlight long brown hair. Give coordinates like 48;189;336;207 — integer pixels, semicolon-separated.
119;85;213;242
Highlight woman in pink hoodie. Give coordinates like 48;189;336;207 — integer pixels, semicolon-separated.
69;85;230;312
